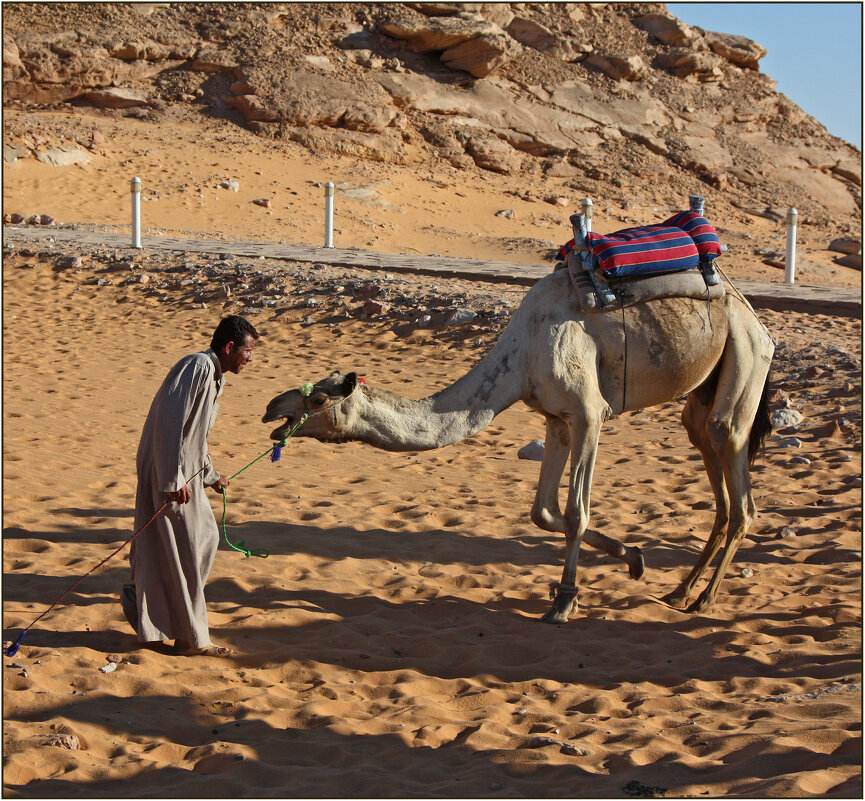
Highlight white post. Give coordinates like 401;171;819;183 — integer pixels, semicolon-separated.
581;197;594;232
784;207;798;285
131;176;142;249
324;182;334;248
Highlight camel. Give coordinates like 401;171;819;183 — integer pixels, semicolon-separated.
262;255;774;623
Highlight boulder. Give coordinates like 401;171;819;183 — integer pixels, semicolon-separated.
191;49;237;72
229;70;397;133
463;134;520;173
656;50;724;82
3;36;27;82
379;14;514;77
834;253;862;270
84;87;148;108
584;53;647;81
440;32;515;77
379;14;500;54
828;237;861;255
505;17;557;51
36;147;93;167
703;31;766;70
109;39;172;61
631;13;696;46
518;440;545;461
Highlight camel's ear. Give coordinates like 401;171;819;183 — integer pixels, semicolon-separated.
341;372;358;396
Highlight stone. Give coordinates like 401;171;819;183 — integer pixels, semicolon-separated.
518;440;545;461
252;198;271;208
772;408;803;429
632;13;695;46
835;253;862;270
443;307;476;325
362;299;391;316
703;31;766;70
36;147;92;167
43;734;80;750
828;237;861;255
505;17;557;51
495;208;515;219
584;53;647;81
220;180;240;191
54;256;83;270
774;437;803;448
464;135;520;173
440;32;515;77
379;15;501;54
84;88;148;108
191;49;237;72
656;50;724;82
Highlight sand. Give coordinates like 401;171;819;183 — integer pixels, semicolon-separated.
2;109;862;798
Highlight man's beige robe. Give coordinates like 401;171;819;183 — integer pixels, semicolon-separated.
130;349;224;647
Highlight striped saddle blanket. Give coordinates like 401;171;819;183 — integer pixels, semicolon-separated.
557;211;722;278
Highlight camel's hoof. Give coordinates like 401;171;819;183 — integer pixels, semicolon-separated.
540;607;572;624
661;590;690;609
627;547;645;580
540;593;578;624
685;595;714;615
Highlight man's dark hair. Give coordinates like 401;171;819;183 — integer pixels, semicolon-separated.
210;315;259;353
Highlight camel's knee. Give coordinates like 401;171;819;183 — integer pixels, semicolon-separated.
563;508;588;540
706;416;749;457
531;503;563;532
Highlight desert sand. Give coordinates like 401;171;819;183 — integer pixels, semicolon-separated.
2;110;862;798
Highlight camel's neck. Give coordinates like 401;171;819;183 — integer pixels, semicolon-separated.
350;333;526;451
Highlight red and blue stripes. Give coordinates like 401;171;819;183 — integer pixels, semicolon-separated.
558;211;722;278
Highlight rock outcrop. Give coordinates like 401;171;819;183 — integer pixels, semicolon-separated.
2;2;860;230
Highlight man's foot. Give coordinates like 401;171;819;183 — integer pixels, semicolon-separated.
172;640;233;657
120;583;138;633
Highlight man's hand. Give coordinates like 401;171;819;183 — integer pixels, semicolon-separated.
208;474;230;493
168;486;191;504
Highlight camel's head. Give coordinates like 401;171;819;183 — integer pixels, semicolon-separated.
262;371;360;442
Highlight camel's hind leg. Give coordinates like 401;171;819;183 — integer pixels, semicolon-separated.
663;387;730;608
532;416;644;580
674;310;773;614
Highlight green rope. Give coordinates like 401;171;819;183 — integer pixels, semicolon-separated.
220;388;313;559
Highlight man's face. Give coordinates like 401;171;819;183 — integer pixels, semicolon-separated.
225;334;255;374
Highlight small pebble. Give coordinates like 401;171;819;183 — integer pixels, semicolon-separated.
99;662;117;673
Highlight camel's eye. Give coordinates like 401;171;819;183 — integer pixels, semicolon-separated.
311;393;327;407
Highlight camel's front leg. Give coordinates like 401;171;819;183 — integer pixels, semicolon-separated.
530;415;569;532
541;416;601;624
532;417;645;580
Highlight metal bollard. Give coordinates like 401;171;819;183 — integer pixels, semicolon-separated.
131;176;142;249
581;197;594;232
784;207;798;285
324;182;334;248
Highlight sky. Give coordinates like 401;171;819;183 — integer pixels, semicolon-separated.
666;2;862;149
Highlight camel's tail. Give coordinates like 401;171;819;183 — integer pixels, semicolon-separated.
748;364;773;465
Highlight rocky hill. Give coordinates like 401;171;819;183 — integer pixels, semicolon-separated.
3;2;861;243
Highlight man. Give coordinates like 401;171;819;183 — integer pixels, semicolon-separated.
121;315;258;656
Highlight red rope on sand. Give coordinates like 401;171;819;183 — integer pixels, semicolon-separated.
4;465;207;657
